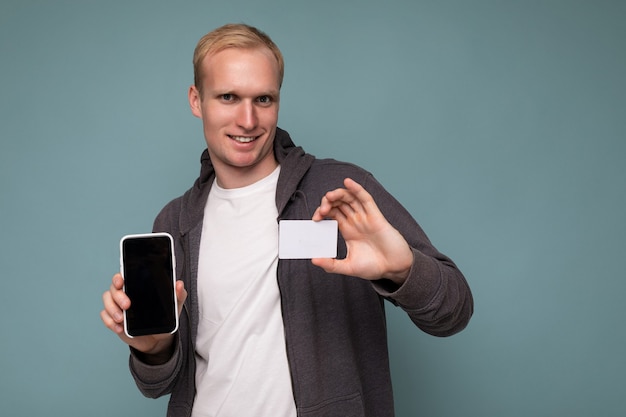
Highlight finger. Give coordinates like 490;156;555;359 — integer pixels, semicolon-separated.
109;273;130;310
323;187;358;206
110;279;131;311
324;189;363;218
101;289;125;334
312;205;323;221
112;273;124;289
100;308;124;334
100;308;114;328
343;178;378;214
313;193;354;222
312;195;331;220
326;204;352;223
102;290;125;324
331;185;373;218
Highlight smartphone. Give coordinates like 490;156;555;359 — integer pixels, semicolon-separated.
120;232;178;338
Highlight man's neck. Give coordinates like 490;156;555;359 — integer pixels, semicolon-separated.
214;159;279;189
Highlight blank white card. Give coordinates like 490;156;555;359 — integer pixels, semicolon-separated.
278;220;338;259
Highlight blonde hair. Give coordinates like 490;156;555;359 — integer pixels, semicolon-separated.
193;23;284;95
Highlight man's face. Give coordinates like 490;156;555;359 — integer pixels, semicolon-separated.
189;47;280;189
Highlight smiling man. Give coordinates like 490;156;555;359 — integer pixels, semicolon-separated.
101;23;473;417
189;46;280;188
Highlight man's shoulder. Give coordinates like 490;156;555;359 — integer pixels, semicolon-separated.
152;194;184;233
310;157;369;172
152;180;206;234
282;158;373;210
304;158;372;186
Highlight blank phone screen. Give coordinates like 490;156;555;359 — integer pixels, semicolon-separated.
122;235;177;337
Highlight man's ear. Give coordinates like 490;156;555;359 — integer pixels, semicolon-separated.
188;85;202;119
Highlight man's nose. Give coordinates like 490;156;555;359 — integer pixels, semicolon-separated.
236;101;258;130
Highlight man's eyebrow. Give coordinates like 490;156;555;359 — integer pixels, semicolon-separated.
259;89;280;97
213;88;235;95
209;87;280;99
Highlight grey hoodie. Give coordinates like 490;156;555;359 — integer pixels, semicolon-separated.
129;128;473;417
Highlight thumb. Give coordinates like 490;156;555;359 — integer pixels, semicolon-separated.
311;257;339;274
176;280;187;316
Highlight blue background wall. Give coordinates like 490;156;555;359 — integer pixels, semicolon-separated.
1;1;624;415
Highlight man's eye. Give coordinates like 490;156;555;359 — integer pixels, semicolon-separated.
221;94;233;101
257;96;271;104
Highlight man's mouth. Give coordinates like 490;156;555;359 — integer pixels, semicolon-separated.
230;135;257;143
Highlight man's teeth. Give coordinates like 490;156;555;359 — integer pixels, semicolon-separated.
231;136;256;143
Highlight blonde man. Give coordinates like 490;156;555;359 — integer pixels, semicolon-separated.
102;23;473;417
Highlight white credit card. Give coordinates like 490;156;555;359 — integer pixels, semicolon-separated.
278;220;338;259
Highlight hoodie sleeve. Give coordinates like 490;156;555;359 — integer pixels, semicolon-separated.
126;196;187;398
362;174;474;337
128;334;183;398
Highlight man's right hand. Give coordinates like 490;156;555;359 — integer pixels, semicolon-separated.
101;273;187;362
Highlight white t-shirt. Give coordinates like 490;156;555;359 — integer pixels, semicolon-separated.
192;166;296;417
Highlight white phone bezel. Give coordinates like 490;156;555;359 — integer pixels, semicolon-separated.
119;232;178;338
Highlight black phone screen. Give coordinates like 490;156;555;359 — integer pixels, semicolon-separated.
121;234;177;337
